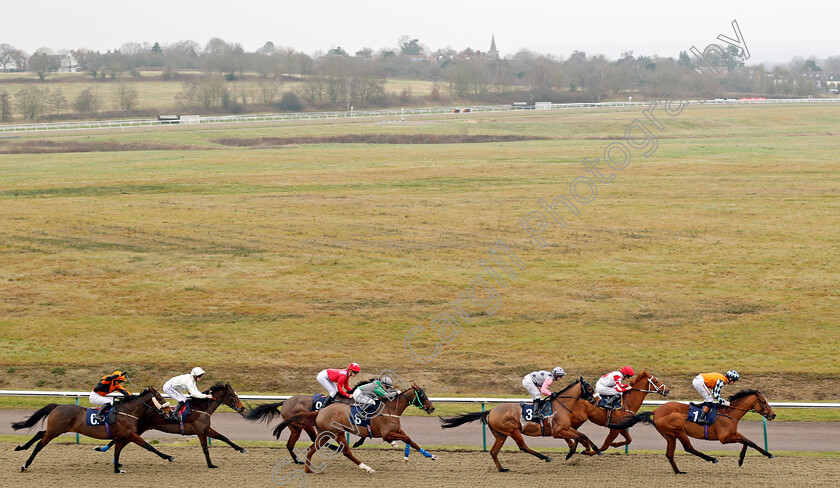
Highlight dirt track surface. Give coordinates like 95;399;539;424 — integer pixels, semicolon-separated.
3;444;839;488
3;411;838;452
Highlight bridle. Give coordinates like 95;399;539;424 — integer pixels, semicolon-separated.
630;374;668;396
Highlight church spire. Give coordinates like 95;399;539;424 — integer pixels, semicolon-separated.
489;35;498;58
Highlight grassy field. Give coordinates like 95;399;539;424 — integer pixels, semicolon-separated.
0;105;838;405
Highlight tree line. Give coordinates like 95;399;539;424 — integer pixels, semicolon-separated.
0;37;836;122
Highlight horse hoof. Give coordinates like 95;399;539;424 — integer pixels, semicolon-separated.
769;454;776;459
117;470;126;474
15;446;24;451
404;457;409;463
544;456;553;463
711;458;719;464
294;460;305;465
20;465;27;472
596;451;603;457
430;455;438;461
499;468;510;473
565;452;575;461
168;456;175;462
676;471;686;475
358;463;375;473
240;448;248;454
390;441;399;448
209;465;218;469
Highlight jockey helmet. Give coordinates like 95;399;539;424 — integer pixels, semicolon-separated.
380;376;393;388
348;363;361;373
191;366;205;377
552;366;566;377
620;366;635;376
112;371;126;381
725;370;740;381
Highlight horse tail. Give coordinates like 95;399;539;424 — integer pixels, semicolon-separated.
12;404;59;430
274;411;318;439
439;411;490;429
244;402;284;423
608;411;654;430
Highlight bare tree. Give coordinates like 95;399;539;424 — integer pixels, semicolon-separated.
15;86;45;120
28;48;60;80
0;90;12;121
47;88;68;115
72;87;102;114
114;81;139;111
0;44;22;72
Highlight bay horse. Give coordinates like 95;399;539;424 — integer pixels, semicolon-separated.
12;387;174;473
280;383;436;473
567;370;670;454
440;377;600;472
612;389;776;474
94;383;248;468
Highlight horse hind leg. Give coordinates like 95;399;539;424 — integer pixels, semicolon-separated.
16;430;45;451
287;427;305;464
21;432;57;471
510;429;553;463
489;433;510;472
198;434;217;468
338;435;374;473
663;434;685;474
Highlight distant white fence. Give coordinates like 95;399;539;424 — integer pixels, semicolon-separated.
1;98;839;135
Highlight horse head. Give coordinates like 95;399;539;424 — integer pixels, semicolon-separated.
579;377;596;403
752;390;775;421
637;370;670;397
408;383;435;414
207;383;246;414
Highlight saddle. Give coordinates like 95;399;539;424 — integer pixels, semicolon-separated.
688;402;718;425
520;402;552;436
349;405;374;437
311;393;329;411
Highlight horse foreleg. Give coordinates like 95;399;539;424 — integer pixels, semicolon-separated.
112;439;129;474
675;431;717;464
21;432;56;471
558;427;601;459
383;430;437;461
489;433;509;472
720;432;775;465
207;427;247;453
15;430;44;451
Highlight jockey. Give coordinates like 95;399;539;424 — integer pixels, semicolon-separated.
693;370;739;423
522;366;566;419
596;366;635;410
162;367;212;420
90;371;132;422
317;363;360;408
352;376;400;417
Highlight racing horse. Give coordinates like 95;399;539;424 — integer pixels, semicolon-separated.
611;389;776;474
440;378;600;472
245;379;383;464
279;383;436;473
567;370;670;454
12;387;173;473
94;382;248;468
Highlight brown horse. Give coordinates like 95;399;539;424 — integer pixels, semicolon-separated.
245;391;354;464
12;387;174;473
567;370;670;454
94;383;248;468
612;389;776;474
280;383;435;473
440;378;599;472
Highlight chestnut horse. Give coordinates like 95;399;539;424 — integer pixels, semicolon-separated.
245;391;356;463
567;370;670;454
280;383;435;473
12;387;173;473
612;389;776;474
94;383;248;468
440;378;599;472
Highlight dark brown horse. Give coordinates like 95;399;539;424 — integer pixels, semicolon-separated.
280;383;435;473
612;389;776;474
567;370;670;454
440;378;599;472
94;383;248;468
12;387;174;473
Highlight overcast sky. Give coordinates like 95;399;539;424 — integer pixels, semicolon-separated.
5;1;839;64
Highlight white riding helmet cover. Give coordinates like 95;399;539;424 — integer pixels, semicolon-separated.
552;366;566;377
191;367;205;377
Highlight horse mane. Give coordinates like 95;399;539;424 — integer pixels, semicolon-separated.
350;378;376;393
550;379;580;398
729;389;759;402
204;383;227;394
122;387;154;401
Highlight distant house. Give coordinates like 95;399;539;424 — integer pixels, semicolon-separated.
57;53;79;72
825;74;839;93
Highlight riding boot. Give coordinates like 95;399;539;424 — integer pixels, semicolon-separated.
169;402;184;421
322;395;335;408
608;395;621;410
94;405;109;423
697;405;710;424
532;398;543;419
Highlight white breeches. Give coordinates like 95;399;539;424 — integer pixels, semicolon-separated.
352;389;376;405
596;383;619;397
693;375;714;403
317;370;338;397
522;377;542;400
89;392;114;406
163;382;187;403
